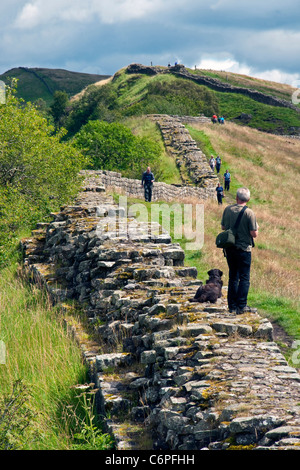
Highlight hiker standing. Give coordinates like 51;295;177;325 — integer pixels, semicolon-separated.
224;169;231;191
220;187;259;314
215;155;222;174
209;155;216;172
216;183;224;205
141;166;155;202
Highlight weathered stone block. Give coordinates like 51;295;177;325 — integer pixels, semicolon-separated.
141;350;157;364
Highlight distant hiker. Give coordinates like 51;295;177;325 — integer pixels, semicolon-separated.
224;169;231;191
220;116;225;124
216;155;222;174
216;183;224;205
212;114;218;124
209;155;215;171
141;166;155;202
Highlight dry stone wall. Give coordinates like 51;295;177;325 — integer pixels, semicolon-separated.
21;181;300;451
149;114;218;189
80;114;218;203
127;63;300;113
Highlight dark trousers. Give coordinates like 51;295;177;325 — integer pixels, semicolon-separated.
225;247;251;310
144;184;152;202
225;180;230;191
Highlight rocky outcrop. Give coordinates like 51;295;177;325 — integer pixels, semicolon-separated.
21;181;300;451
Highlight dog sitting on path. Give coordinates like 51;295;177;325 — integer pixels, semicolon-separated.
189;269;223;303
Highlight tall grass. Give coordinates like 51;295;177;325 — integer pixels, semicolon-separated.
0;261;112;449
185;122;300;340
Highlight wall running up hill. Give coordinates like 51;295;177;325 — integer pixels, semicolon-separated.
127;64;300;113
21;175;300;451
81;114;219;202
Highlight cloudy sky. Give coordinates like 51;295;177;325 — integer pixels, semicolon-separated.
0;0;299;85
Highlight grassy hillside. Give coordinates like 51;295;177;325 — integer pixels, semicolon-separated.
1;64;299;450
66;65;300;136
196;68;297;103
186;121;300;343
115;118;300;351
0;67;110;105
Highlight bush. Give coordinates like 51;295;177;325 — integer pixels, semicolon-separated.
66;83;120;135
74;120;161;179
0;84;88;266
0;380;36;450
124;79;219;117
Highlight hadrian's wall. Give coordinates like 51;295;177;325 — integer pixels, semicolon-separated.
80;114;219;203
21;181;300;451
127;63;300;114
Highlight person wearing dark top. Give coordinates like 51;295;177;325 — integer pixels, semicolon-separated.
223;169;231;191
221;187;259;315
215;155;222;174
141;167;155;202
216;183;224;205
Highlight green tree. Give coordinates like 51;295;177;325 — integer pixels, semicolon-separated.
50;90;69;128
0;85;88;265
74;120;161;179
66;84;119;135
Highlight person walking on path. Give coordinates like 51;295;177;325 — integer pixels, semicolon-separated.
220;187;259;314
215;155;222;174
224;169;231;191
209;155;216;172
141;166;155;202
216;183;224;205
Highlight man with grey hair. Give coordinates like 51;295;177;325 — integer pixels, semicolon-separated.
221;187;259;314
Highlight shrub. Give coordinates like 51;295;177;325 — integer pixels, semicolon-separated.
74;120;161;179
0;380;36;450
0;85;88;265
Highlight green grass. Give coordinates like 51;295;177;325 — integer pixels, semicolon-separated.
0;259;113;450
118;193;300;364
0;67;110;105
247;291;300;337
124;116;182;184
72;66;300;135
216;91;300;133
187;126;239;200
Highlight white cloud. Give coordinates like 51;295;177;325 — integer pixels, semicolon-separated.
15;2;40;29
1;0;299;81
197;56;251;76
196;54;299;85
14;0;172;29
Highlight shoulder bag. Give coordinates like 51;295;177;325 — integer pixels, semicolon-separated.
216;206;247;249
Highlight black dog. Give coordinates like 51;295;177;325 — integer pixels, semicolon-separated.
189;269;223;303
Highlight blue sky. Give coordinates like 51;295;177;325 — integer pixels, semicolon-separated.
1;0;299;85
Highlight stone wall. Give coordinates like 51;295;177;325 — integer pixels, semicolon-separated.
80;169;216;203
21;183;300;451
79;114;219;203
127;63;300;113
149;114;218;188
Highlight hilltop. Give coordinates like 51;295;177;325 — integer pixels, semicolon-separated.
1;63;299;135
65;63;300;136
0;67;111;105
